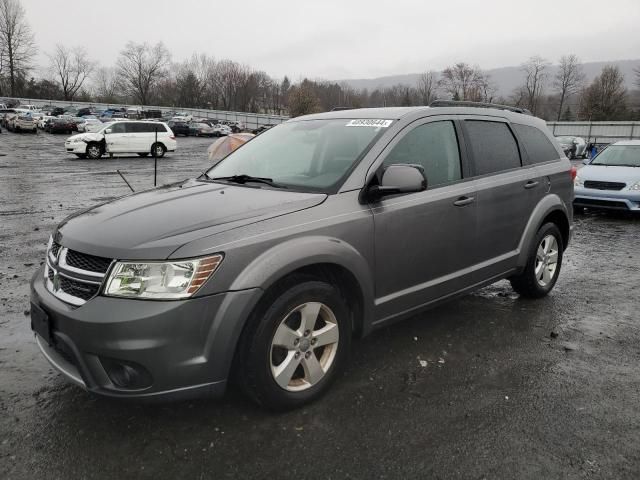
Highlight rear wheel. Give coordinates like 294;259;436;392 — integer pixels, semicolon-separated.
510;223;563;298
151;143;166;158
86;142;103;159
238;276;351;410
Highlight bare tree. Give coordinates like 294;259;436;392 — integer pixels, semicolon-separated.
116;41;170;105
288;80;321;117
438;63;490;101
553;54;585;121
48;44;95;100
0;0;36;96
579;65;627;120
520;56;550;115
416;71;438;105
635;65;640;88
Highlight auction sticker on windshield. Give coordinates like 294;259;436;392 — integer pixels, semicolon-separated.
345;119;393;128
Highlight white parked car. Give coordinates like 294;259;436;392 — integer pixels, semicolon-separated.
77;118;103;133
213;124;232;136
18;104;39;111
65;120;177;159
14;114;38;133
38;115;55;129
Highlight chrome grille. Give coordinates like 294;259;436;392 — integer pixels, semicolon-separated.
45;244;112;306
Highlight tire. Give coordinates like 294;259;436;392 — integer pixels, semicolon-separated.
137;152;149;157
86;142;103;159
237;275;351;410
510;223;564;299
151;142;166;158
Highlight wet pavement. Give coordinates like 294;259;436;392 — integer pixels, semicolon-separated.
1;130;639;479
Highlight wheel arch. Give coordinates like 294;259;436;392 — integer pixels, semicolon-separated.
516;194;571;269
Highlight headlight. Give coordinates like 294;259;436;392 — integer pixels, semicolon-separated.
574;175;584;187
104;254;223;300
628;181;640;191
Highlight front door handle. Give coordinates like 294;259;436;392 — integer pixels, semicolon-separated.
524;180;539;189
453;196;475;207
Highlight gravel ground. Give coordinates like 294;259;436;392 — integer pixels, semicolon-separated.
1;130;639;479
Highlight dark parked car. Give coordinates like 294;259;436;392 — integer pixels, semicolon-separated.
46;117;75;134
30;102;573;410
168;120;190;136
0;108;16;127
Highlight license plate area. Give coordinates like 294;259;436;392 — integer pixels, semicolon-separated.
31;302;53;344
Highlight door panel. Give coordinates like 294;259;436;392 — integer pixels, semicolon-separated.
371;118;478;323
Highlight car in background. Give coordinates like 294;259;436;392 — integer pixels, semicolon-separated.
77;118;103;133
252;124;274;135
212;124;232;136
168;120;190;136
0;108;16;127
65;120;176;159
17;104;39;112
76;107;93;118
38;115;55;129
4;111;20;131
555;136;587;159
574;140;640;213
189;122;217;137
13;114;38;133
46;117;75;134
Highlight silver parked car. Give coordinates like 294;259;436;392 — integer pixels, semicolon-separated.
30;102;573;409
574;140;640;212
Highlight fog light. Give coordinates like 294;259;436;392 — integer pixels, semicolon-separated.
100;357;152;390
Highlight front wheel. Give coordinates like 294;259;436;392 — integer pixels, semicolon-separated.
238;276;351;410
86;142;103;159
151;142;166;158
510;223;564;298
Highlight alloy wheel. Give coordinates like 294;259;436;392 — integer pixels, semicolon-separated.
269;302;339;392
535;234;559;287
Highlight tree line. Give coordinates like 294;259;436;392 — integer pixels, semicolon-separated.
1;0;639;120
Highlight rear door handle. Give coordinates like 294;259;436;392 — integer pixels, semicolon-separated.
453;196;475;207
524;180;539;189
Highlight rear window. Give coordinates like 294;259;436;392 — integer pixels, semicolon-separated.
513;124;560;164
465;120;521;175
127;123;167;133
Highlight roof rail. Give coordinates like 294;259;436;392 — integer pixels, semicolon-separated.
330;106;355;111
429;100;532;115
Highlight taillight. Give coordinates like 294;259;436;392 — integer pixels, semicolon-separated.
169;135;175;140
570;166;577;181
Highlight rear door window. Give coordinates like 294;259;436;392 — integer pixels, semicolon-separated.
464;120;521;175
512;124;560;164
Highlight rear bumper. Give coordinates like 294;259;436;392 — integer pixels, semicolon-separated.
574;188;640;211
30;268;262;401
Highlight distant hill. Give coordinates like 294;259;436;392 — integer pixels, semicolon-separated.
337;59;640;97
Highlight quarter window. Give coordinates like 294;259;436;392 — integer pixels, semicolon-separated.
383;121;462;188
512;124;560;164
465;120;521;175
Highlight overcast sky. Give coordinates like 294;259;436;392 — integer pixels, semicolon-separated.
22;0;640;81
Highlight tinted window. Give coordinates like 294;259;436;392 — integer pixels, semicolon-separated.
383;121;462;188
465;121;521;175
109;123;126;134
513;124;559;164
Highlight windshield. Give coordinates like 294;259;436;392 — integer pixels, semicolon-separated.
205;119;390;192
591;145;640;167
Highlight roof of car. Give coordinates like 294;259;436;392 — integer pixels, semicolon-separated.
612;140;640;146
292;106;541;124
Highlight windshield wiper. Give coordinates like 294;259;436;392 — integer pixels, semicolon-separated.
210;174;287;188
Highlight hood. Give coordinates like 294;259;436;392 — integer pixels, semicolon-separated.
66;131;103;142
579;165;640;185
56;179;327;260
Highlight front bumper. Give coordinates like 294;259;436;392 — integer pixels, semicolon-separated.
30;268;262;401
65;142;86;153
574;187;640;211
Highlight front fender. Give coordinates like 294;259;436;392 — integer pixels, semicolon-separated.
229;235;375;333
516;193;570;268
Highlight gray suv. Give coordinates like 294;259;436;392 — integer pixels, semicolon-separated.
30;103;574;409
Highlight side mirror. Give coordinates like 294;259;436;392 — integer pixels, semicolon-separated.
369;164;427;200
582;158;590;165
104;128;112;134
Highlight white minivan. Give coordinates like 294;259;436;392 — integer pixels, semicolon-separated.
65;120;177;159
